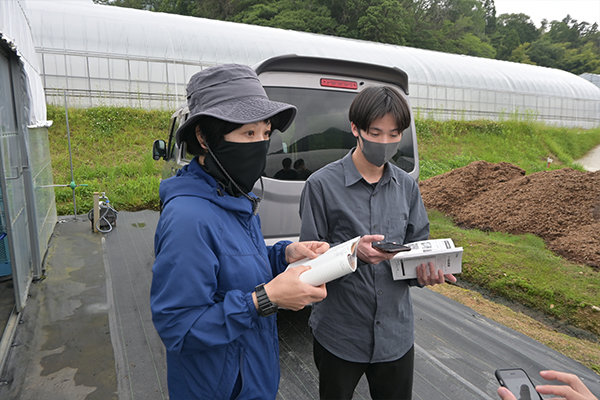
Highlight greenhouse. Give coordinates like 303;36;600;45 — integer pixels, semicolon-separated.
0;0;57;371
23;0;600;128
581;73;600;89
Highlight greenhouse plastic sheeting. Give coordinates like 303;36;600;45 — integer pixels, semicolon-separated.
0;0;48;127
23;0;600;127
581;73;600;88
0;0;57;303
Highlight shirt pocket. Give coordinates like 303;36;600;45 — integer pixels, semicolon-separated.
383;215;408;243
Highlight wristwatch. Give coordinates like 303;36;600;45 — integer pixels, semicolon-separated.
255;283;278;317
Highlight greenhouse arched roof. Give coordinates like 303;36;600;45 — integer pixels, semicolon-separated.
22;0;600;127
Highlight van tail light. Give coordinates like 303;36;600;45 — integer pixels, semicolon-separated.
320;78;358;90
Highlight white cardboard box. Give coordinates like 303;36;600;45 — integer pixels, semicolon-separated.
389;239;463;280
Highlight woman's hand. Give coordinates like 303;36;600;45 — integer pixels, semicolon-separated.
264;265;327;311
497;387;517;400
285;240;329;264
497;370;597;400
536;370;598;400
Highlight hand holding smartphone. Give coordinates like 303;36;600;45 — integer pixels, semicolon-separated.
371;241;411;253
495;368;543;400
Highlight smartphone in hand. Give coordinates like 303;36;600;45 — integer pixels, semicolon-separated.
371;241;411;253
495;368;542;400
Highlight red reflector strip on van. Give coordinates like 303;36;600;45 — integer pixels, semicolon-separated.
320;78;358;90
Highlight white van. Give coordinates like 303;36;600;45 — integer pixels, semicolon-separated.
152;55;419;244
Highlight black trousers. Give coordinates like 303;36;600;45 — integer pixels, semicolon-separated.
313;337;414;400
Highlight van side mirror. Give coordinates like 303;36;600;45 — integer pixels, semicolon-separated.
152;139;167;160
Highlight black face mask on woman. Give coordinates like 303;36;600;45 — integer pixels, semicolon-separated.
203;139;270;198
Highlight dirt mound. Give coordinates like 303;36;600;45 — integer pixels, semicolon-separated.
420;161;600;268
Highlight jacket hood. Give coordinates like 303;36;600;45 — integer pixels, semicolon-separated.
159;158;256;215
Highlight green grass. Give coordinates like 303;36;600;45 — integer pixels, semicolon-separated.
429;210;600;337
416;119;600;179
414;118;600;337
47;105;171;215
47;106;600;338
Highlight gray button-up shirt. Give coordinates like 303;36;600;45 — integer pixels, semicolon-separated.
299;149;429;363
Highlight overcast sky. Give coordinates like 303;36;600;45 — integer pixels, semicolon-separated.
493;0;600;27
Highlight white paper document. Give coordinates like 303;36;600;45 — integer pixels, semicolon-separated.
287;236;360;286
389;238;463;280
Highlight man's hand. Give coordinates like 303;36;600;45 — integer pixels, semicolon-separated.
356;234;398;264
358;236;457;288
285;241;330;264
416;261;457;286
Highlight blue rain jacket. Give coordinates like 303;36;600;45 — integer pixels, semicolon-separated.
151;158;290;400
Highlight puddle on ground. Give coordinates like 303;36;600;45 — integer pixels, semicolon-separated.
131;222;146;228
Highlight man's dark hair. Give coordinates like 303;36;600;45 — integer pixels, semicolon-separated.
348;86;411;133
293;159;305;169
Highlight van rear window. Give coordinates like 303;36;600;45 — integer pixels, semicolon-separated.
264;87;354;180
264;86;415;180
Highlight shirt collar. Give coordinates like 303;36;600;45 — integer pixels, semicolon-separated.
341;148;362;187
342;147;396;187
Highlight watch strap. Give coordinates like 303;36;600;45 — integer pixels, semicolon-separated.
255;283;278;317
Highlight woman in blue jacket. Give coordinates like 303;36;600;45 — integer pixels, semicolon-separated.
150;64;328;400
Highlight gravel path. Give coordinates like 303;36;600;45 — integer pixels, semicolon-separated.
575;144;600;172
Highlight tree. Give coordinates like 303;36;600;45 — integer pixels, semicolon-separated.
525;38;566;69
561;42;600;74
93;0;195;13
508;43;534;64
491;13;539;60
94;0;147;7
457;32;496;57
546;15;583;46
526;15;600;73
93;0;600;75
194;0;244;20
483;0;496;35
232;0;337;35
406;0;495;56
357;0;409;44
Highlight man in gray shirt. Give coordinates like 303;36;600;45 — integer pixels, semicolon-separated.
299;86;456;400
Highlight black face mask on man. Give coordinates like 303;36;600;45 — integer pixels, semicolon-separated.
358;131;402;167
203;138;270;197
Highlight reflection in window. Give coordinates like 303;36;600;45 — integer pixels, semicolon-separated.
265;86;415;179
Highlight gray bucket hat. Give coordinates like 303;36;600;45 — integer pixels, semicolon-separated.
176;64;297;146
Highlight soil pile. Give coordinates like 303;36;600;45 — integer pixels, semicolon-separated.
419;161;600;268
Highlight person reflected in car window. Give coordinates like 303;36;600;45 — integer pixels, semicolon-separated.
294;158;312;180
274;157;298;180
